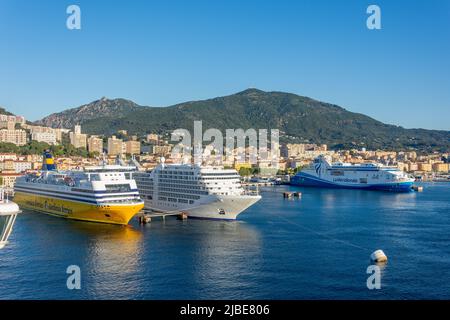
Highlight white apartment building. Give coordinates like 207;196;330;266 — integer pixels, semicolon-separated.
31;132;57;145
70;125;87;149
0;128;27;146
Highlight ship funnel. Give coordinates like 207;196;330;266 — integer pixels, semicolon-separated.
42;150;56;171
315;155;331;168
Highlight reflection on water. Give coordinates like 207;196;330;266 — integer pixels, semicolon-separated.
134;219;262;299
191;221;262;298
1;184;450;299
0;211;146;299
0;210;262;299
72;223;144;299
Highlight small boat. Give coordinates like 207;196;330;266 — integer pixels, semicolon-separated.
0;190;21;249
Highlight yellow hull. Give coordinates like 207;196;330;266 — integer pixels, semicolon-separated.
13;192;144;225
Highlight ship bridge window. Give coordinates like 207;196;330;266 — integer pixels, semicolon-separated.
105;184;131;192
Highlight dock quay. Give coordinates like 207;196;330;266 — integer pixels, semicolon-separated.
137;209;188;224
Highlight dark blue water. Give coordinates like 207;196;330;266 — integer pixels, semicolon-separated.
1;183;449;299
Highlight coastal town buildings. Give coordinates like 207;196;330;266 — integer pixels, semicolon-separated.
0;115;25;125
31;132;57;145
433;163;449;172
125;140;141;155
87;136;103;154
0;171;22;189
69;125;87;149
146;133;159;144
0;159;31;173
107;136;123;156
25;125;66;144
150;145;172;156
0;153;17;161
0;121;27;146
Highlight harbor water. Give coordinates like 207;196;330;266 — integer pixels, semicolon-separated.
1;182;449;299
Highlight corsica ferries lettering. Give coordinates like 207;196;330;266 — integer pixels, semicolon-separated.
24;199;73;215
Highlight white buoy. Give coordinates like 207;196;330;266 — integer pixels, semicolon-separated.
370;249;388;263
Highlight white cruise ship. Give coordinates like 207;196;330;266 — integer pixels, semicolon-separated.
291;155;415;192
131;160;261;220
13;151;144;225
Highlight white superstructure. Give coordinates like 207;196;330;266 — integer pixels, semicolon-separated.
132;162;261;220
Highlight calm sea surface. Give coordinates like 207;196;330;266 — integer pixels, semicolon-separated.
1;183;449;299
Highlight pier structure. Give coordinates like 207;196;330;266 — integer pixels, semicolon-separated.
137;209;189;224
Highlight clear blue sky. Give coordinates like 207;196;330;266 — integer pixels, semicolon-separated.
1;0;449;130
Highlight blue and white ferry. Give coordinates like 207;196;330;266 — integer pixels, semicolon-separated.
291;155;414;192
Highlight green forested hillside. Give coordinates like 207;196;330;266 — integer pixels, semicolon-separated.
35;89;450;152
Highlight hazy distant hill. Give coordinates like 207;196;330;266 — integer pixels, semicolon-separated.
36;89;450;152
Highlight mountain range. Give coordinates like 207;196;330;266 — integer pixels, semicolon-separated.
15;89;450;152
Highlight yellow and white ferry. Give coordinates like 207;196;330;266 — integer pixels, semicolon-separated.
13;151;144;225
